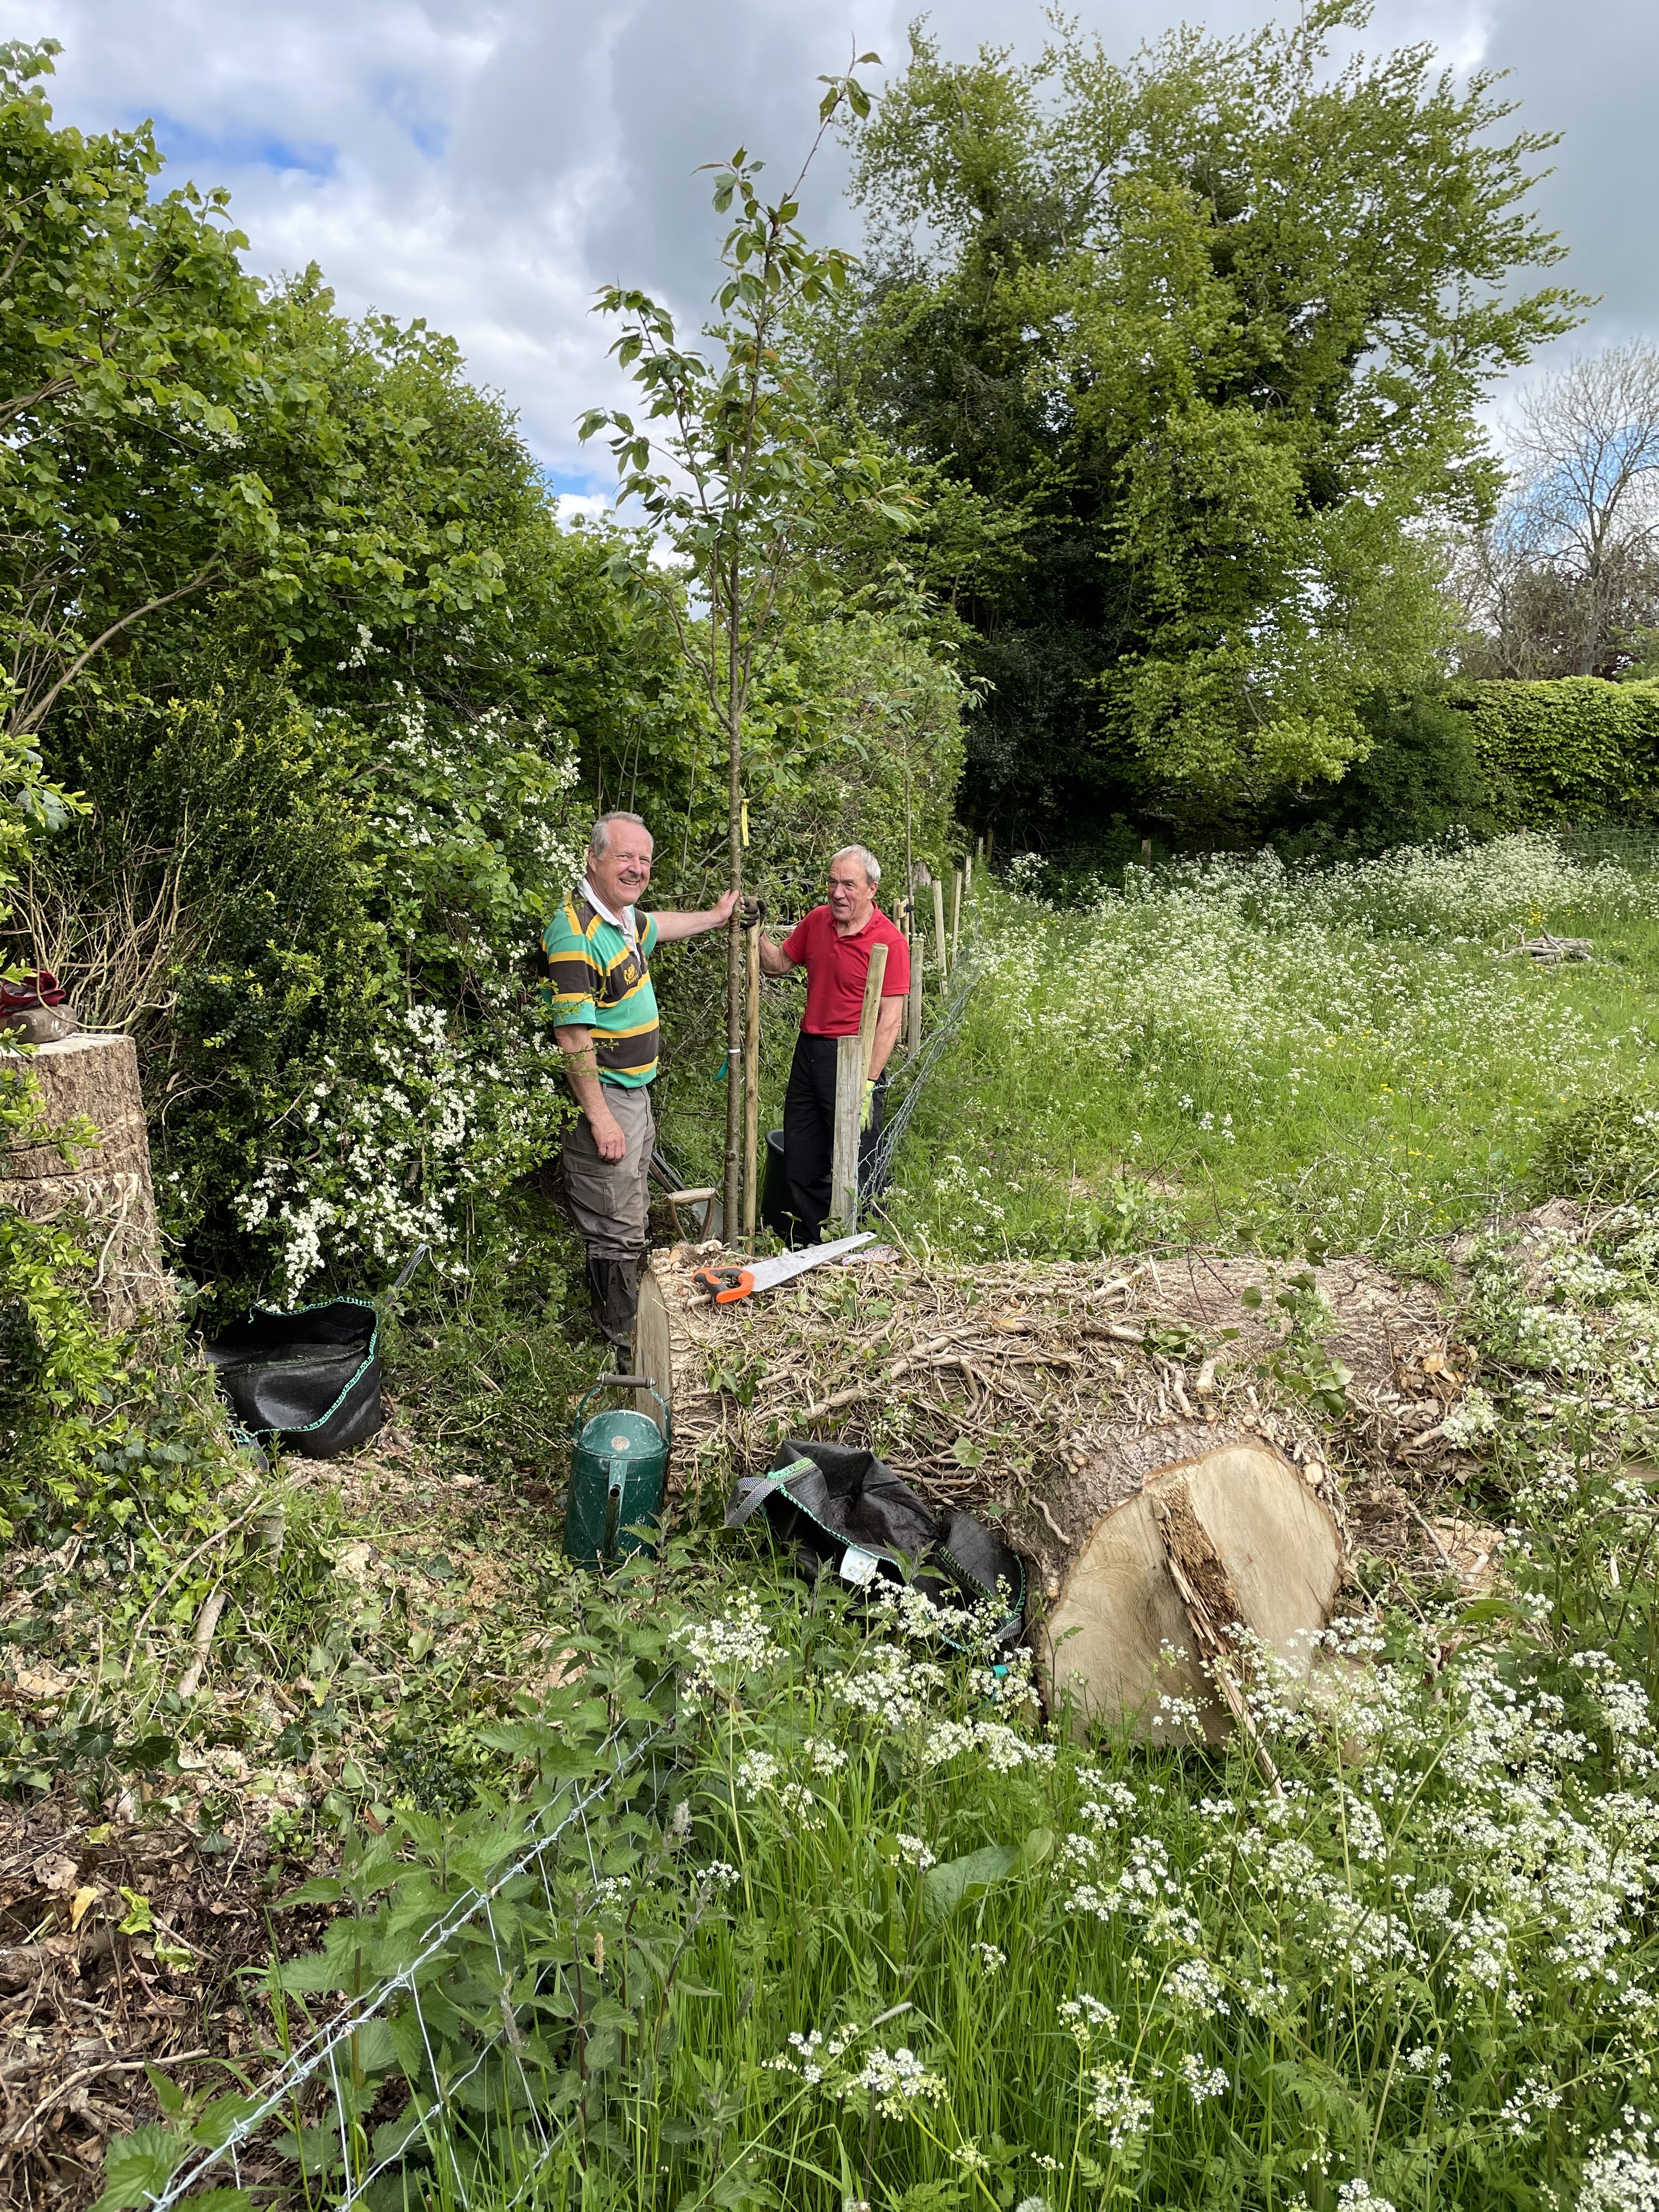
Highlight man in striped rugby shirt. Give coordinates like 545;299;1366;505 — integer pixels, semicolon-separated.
544;811;735;1354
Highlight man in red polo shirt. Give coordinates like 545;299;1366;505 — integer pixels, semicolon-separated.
756;844;911;1241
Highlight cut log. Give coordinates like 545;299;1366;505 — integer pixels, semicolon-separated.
0;1030;166;1327
1039;1438;1342;1741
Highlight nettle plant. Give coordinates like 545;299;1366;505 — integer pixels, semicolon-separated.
234;692;584;1301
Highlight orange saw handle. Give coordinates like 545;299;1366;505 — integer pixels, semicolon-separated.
692;1265;755;1305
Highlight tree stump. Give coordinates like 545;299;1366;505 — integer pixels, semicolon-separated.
1;1031;167;1327
1037;1434;1342;1741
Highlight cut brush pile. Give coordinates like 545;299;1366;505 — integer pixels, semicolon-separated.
641;1235;1489;1627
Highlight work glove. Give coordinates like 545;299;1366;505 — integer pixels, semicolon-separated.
859;1078;877;1132
738;898;766;930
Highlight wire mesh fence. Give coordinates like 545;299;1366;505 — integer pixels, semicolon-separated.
865;874;983;1205
131;1699;675;2212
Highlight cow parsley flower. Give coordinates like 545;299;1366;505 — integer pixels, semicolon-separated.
1179;2053;1229;2104
852;2045;943;2113
1087;2063;1152;2149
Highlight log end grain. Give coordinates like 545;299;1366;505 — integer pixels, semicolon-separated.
1040;1443;1343;1741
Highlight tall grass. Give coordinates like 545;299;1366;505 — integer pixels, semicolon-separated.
368;1500;1659;2212
885;834;1659;1265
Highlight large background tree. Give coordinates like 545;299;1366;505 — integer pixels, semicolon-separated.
1450;341;1659;681
821;1;1581;851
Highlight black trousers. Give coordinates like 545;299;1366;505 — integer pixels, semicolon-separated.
782;1032;887;1242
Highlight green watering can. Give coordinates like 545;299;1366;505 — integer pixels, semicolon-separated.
566;1374;670;1567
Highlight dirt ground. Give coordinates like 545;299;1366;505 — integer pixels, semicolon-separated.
0;1791;338;2208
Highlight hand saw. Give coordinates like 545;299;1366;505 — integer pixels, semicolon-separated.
692;1231;874;1305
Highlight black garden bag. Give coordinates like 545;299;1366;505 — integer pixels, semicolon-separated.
204;1297;382;1460
725;1437;1028;1646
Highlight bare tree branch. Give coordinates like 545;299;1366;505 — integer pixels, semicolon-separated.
10;564;223;736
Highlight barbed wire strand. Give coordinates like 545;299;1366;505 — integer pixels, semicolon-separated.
141;1706;672;2210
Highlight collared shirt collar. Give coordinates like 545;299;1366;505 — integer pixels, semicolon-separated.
580;877;638;945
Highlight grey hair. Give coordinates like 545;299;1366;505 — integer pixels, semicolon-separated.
589;810;651;856
830;843;881;887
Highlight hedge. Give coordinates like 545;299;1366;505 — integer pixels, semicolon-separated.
1446;678;1659;829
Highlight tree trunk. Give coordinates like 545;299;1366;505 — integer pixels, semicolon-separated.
1037;1431;1342;1740
1;1031;167;1327
724;709;743;1242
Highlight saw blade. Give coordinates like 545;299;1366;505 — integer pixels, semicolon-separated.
740;1231;874;1294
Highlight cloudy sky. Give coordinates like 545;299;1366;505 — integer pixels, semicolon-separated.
7;0;1651;503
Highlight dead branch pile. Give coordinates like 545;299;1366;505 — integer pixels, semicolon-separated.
641;1240;1475;1596
1502;931;1594;964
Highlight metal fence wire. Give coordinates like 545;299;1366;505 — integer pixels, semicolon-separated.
141;1711;670;2211
865;885;982;1208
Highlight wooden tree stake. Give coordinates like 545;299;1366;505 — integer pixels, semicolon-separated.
906;924;924;1057
830;941;888;1234
742;922;761;1237
931;878;948;984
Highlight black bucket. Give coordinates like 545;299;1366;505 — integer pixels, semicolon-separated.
204;1298;382;1460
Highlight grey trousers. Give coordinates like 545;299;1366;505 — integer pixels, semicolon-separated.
562;1084;654;1262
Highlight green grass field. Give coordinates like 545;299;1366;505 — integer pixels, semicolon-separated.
886;834;1659;1268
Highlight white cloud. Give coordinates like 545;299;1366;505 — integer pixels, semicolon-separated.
552;490;613;526
5;0;1646;485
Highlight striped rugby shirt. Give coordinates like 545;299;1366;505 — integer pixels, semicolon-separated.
542;888;661;1087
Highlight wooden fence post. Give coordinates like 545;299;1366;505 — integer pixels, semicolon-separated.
906;923;924;1057
931;877;948;985
830;941;888;1234
950;868;963;966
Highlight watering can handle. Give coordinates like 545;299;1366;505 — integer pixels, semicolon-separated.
573;1374;672;1446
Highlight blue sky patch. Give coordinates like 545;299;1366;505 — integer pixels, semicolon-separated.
144;111;338;180
374;76;449;161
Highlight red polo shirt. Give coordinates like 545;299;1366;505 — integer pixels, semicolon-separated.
782;904;911;1037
